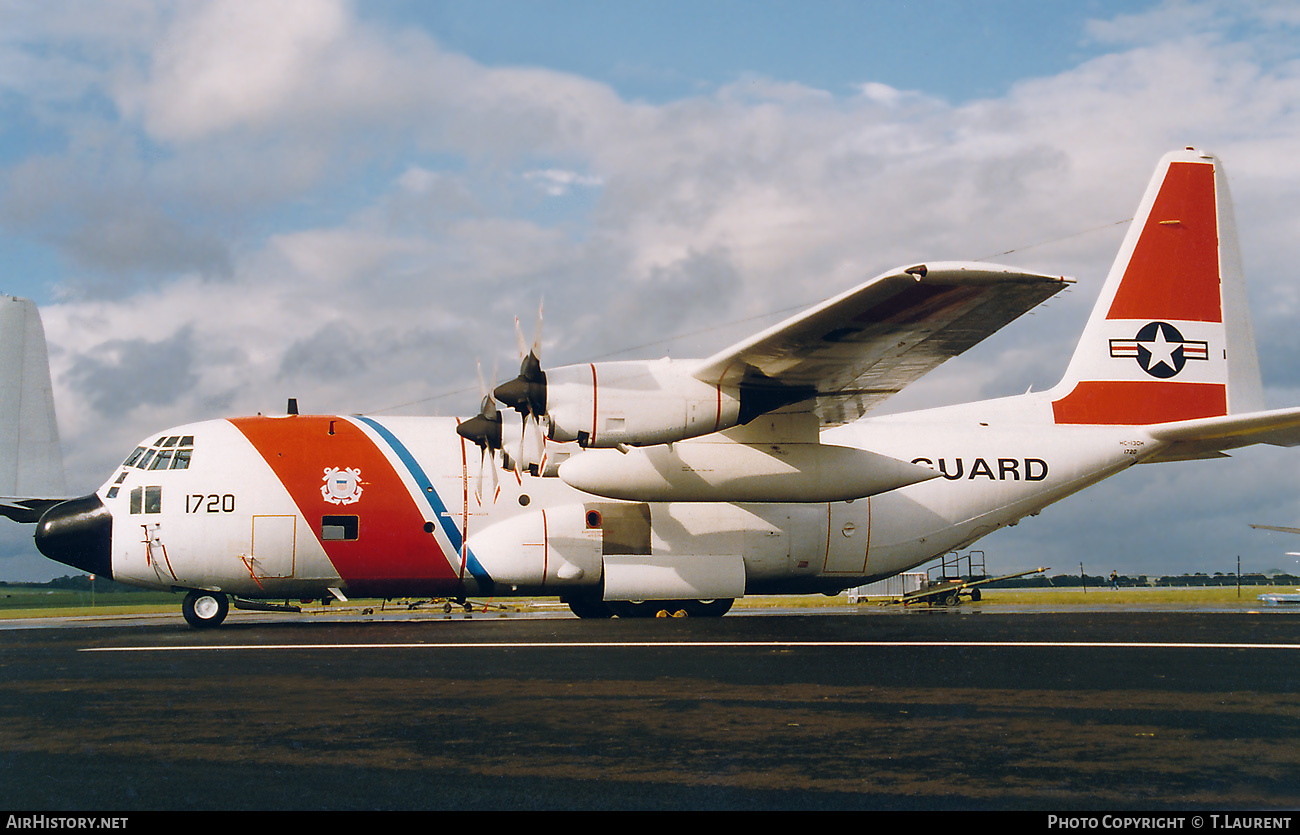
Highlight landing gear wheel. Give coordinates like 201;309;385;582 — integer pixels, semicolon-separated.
564;596;614;619
182;591;229;629
608;601;664;618
681;599;734;617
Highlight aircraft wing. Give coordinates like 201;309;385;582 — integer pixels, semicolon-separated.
1249;524;1300;535
0;496;65;523
691;261;1072;424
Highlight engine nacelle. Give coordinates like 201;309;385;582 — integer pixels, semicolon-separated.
544;359;741;448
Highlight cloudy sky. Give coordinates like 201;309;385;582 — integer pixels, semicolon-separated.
3;0;1300;582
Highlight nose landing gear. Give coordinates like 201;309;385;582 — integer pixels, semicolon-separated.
182;590;229;628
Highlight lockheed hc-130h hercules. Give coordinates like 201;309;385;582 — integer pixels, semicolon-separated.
10;148;1300;627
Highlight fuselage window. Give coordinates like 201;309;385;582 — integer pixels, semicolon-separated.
149;451;173;470
123;447;146;467
171;449;191;469
321;515;359;541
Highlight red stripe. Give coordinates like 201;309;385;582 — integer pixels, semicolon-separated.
589;363;598;444
1107;162;1221;323
542;510;549;586
231;416;461;596
457;422;470;583
1052;381;1226;425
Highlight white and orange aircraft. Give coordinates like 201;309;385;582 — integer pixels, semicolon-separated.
10;148;1300;627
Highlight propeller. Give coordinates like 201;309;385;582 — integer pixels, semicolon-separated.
456;362;503;502
494;304;548;472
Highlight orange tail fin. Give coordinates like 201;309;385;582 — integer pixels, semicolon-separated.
1050;148;1263;425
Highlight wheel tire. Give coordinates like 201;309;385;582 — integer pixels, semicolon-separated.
182;591;229;629
681;599;734;617
608;600;664;618
565;597;614;619
943;591;960;607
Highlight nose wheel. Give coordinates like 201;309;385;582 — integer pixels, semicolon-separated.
182;590;229;628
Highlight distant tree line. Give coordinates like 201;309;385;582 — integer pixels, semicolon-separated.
0;575;157;594
984;572;1300;588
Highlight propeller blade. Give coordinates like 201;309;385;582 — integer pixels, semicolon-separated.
494;302;547;420
525;413;546;468
475;446;486;504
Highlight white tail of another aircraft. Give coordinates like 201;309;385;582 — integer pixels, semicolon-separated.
0;296;64;501
1048;147;1265;425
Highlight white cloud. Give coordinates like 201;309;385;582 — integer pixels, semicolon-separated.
523;168;603;197
126;0;352;141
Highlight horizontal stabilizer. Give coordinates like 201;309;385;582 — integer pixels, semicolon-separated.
1144;406;1300;462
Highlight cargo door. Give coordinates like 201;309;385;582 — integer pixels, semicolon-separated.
249;515;296;579
823;499;870;575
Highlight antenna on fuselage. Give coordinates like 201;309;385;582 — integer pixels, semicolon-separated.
287;398;299;416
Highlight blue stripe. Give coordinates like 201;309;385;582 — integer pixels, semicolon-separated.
354;416;488;581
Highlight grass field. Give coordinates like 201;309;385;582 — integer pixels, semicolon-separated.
0;588;181;618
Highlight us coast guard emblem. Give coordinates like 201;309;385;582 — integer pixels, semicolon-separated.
321;466;364;505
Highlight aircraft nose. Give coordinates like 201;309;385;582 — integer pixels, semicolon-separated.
35;494;113;578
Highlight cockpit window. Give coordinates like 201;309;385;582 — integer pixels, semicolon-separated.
130;486;162;514
127;435;195;470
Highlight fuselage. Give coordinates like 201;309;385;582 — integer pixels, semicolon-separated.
34;391;1152;602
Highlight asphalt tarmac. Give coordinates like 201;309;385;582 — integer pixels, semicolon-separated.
2;605;1299;811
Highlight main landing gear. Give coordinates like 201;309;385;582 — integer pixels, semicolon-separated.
182;590;229;629
563;596;735;619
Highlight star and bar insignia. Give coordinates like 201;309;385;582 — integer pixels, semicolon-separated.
1109;321;1209;378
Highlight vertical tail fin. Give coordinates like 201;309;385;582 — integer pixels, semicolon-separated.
0;296;65;497
1049;148;1263;425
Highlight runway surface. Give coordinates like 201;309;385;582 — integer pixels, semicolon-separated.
2;606;1299;810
